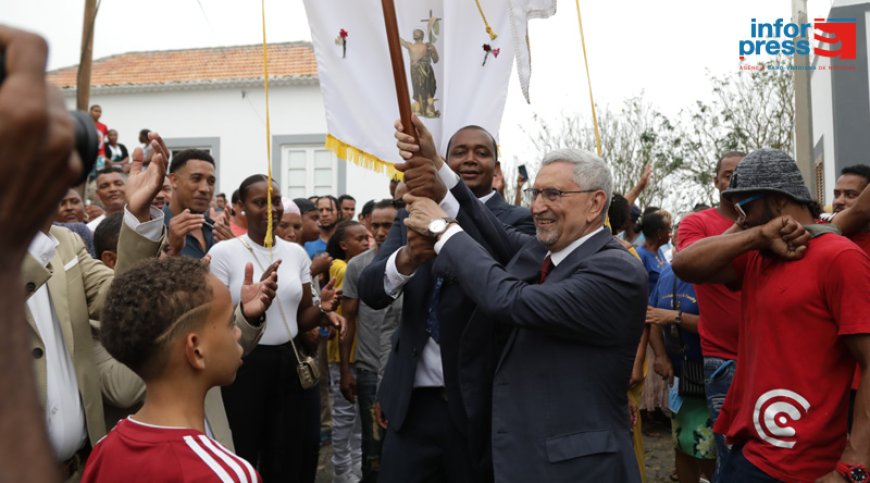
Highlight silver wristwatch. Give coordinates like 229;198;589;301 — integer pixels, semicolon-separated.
427;217;456;238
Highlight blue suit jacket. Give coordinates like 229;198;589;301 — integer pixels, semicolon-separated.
434;181;647;483
358;185;532;474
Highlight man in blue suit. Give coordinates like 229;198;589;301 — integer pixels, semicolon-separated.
358;123;532;483
397;121;647;481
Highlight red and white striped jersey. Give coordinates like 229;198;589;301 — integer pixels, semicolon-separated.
82;418;260;483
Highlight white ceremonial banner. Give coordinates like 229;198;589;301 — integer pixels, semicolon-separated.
303;0;556;175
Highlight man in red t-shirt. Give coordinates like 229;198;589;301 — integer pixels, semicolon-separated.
674;149;870;483
831;164;870;424
676;150;744;480
833;164;870;255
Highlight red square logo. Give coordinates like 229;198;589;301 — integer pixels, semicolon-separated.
814;19;857;60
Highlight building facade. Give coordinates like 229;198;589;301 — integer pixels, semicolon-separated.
48;42;394;205
810;0;870;205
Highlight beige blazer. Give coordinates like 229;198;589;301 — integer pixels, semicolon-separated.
22;223;162;447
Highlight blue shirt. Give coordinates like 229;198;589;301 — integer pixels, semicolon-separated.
649;265;703;374
162;206;214;259
636;245;668;293
304;238;327;259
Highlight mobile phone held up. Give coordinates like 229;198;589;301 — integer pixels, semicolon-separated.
517;164;529;181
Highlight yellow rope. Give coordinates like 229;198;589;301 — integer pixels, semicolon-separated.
474;0;498;40
574;0;610;231
574;0;601;157
261;0;274;249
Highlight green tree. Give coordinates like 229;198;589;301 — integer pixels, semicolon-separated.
676;57;795;205
522;96;683;210
521;58;795;215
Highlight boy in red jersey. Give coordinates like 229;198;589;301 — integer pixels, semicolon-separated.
83;257;261;482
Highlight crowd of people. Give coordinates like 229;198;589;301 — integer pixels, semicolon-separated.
2;26;870;483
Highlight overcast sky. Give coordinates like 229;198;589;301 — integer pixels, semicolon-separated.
3;0;834;178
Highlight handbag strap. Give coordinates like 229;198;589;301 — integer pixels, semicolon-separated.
237;236;307;364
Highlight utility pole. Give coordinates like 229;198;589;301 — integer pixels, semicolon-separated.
792;0;816;198
76;0;98;111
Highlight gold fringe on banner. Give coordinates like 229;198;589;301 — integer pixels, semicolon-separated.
325;134;404;181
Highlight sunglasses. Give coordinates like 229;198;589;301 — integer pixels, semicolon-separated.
733;193;764;219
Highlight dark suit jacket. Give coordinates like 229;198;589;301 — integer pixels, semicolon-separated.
484;191;534;234
358;186;533;471
434;181;647;483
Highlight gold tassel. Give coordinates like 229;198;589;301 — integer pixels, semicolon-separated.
474;0;498;40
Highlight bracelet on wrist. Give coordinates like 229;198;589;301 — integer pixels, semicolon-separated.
318;310;334;329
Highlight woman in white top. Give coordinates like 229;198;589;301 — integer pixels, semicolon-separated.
208;174;344;483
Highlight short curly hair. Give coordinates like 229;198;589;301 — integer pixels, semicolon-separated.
101;257;213;380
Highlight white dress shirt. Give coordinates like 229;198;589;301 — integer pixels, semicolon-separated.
86;213;106;232
28;232;86;461
28;206;163;460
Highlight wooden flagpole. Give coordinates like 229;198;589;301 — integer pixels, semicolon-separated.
380;0;418;143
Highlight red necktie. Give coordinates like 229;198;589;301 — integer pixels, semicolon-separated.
539;255;554;283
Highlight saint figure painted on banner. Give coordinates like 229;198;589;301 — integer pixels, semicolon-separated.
401;11;441;118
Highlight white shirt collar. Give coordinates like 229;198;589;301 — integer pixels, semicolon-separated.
549;226;606;266
477;190;497;204
28;230;60;267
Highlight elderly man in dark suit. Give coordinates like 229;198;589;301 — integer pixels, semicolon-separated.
359;123;532;483
396;119;647;481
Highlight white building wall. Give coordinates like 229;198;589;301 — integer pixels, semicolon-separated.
64;85;393;206
810;56;837;206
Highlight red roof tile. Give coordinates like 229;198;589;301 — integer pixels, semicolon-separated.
47;42;317;89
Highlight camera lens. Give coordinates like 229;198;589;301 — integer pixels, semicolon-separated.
69;111;99;183
0;52;98;185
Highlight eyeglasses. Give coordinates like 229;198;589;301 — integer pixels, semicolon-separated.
733;193;763;219
523;187;597;203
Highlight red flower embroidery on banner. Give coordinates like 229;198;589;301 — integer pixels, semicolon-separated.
482;43;499;66
336;29;348;58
